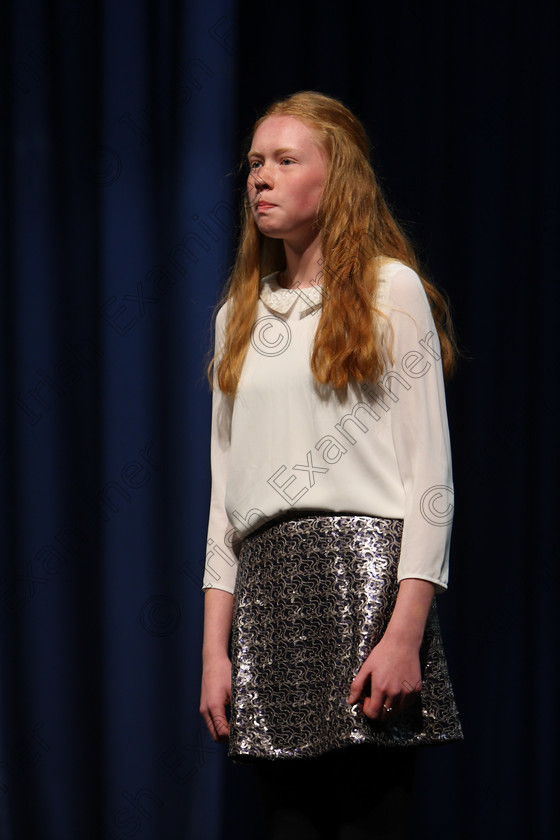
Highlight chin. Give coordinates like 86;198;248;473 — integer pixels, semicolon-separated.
256;224;283;240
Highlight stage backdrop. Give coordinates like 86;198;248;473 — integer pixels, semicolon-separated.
1;1;558;839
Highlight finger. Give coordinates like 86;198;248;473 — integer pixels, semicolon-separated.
348;669;368;704
202;712;219;742
380;697;398;721
215;713;230;738
203;709;230;742
211;714;230;742
362;683;385;720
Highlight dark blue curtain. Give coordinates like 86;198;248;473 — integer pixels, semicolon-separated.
1;1;558;839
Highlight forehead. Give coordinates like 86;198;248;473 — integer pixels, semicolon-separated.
250;115;324;154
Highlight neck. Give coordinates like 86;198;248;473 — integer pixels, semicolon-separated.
281;235;323;289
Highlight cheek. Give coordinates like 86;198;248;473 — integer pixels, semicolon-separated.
300;180;324;213
303;168;326;202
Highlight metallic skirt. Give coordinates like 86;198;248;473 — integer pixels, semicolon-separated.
228;514;463;760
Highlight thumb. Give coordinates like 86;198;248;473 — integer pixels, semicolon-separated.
347;666;368;704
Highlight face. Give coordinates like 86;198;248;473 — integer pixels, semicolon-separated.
247;115;328;249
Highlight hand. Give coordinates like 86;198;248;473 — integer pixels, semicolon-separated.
200;655;232;742
347;634;422;721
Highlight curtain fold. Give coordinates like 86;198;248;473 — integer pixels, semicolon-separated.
2;2;239;838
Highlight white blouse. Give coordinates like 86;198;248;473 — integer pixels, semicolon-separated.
203;259;454;595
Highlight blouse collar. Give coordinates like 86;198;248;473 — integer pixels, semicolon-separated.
259;272;323;316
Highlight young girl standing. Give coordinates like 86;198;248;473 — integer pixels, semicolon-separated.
200;91;462;839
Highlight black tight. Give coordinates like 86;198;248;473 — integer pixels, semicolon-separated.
252;745;417;840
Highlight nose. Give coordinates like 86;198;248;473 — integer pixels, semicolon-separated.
248;163;272;193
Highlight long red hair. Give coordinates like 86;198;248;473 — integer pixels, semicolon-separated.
211;91;456;394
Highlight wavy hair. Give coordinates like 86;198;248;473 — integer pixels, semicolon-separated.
211;91;456;394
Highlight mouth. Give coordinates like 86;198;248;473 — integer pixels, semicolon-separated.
256;201;276;211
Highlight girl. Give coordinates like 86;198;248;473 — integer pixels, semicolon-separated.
200;91;462;839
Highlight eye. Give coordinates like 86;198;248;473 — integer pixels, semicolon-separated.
280;158;295;165
248;160;262;170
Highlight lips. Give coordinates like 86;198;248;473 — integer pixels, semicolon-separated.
256;201;276;211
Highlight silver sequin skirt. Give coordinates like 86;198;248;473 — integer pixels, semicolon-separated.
228;514;463;760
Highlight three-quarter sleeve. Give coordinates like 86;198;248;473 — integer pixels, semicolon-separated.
383;265;453;592
202;304;239;594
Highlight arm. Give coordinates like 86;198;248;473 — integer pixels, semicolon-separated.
200;588;234;741
200;303;237;741
384;264;454;591
349;265;453;719
202;305;238;593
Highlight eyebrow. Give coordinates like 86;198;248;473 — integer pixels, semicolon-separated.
247;147;299;159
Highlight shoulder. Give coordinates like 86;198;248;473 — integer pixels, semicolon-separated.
377;258;424;301
215;271;279;328
214;300;231;348
215;299;230;328
376;259;430;317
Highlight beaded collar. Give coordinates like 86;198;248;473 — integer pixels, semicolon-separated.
259;272;323;316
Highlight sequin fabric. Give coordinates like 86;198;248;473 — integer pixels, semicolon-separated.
229;514;463;760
